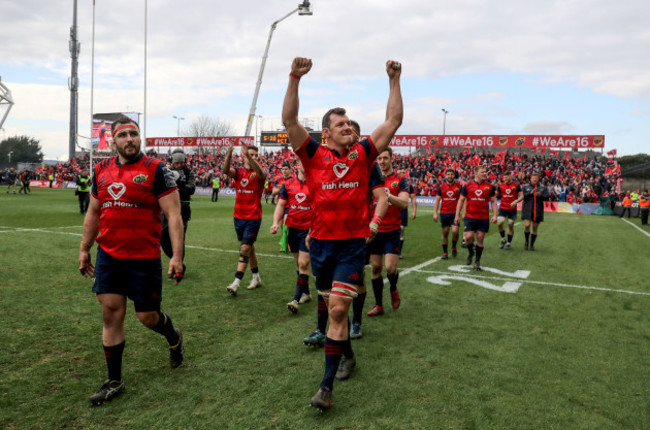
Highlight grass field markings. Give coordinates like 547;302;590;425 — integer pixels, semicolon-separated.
186;244;294;259
416;268;650;296
426;274;522;293
0;227;82;236
620;217;650;239
383;256;444;284
447;264;531;279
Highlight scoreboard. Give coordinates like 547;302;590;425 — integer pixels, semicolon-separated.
260;131;324;146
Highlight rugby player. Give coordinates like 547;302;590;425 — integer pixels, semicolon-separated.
433;168;461;259
282;57;402;411
223;140;267;295
496;170;522;250
367;148;409;317
79;115;185;405
270;160;313;313
455;165;498;271
521;171;549;250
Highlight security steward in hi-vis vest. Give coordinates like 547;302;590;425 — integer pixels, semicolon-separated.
76;169;91;214
211;176;220;202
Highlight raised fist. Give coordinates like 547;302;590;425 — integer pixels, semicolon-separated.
386;60;402;78
291;57;313;77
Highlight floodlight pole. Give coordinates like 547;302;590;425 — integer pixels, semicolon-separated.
441;108;449;136
244;1;313;139
69;0;80;161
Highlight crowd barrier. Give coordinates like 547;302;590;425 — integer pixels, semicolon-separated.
38;184;643;218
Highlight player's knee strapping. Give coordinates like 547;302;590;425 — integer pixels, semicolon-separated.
331;281;358;299
239;252;249;264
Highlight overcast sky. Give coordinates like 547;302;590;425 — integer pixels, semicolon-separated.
1;0;649;159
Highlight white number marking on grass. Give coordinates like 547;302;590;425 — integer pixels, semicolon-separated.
447;264;530;279
419;269;650;296
426;274;522;293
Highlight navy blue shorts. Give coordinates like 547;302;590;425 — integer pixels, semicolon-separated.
440;213;456;228
368;229;401;255
310;238;366;292
498;208;518;220
288;226;309;253
401;209;408;227
234;218;262;245
464;217;490;233
92;246;163;312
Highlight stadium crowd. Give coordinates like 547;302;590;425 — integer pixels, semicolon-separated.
11;147;639;204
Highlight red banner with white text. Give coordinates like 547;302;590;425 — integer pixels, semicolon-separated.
146;135;604;149
146;136;255;147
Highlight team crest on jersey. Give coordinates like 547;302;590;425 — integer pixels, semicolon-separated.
108;182;126;200
484;186;491;192
391;181;399;188
250;172;257;179
333;163;349;178
133;174;148;184
348;150;358;161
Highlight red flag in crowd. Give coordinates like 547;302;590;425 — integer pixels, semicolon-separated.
462;148;471;157
550;149;559;157
607;149;617;157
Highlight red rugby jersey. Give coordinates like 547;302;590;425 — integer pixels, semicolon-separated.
279;176;312;230
297;137;378;240
379;172;409;232
234;166;264;220
436;180;462;214
498;181;521;210
91;154;177;259
461;180;496;220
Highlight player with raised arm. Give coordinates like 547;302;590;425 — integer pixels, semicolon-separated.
282;57;402;411
455;165;498;271
222;140;267;295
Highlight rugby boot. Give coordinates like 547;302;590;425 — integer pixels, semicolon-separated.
89;380;124;406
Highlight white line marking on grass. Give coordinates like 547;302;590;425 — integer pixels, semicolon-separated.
3;227;294;260
383;256;443;284
416;269;650;296
186;245;294;259
621;217;650;239
0;227;82;236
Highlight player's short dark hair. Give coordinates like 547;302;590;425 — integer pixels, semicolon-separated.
445;168;455;174
110;115;139;135
281;162;291;168
246;145;259;153
503;170;512;175
382;146;393;158
473;164;486;173
322;107;346;129
350;120;360;135
531;171;541;177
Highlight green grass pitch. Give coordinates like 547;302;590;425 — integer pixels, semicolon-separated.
1;188;649;429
